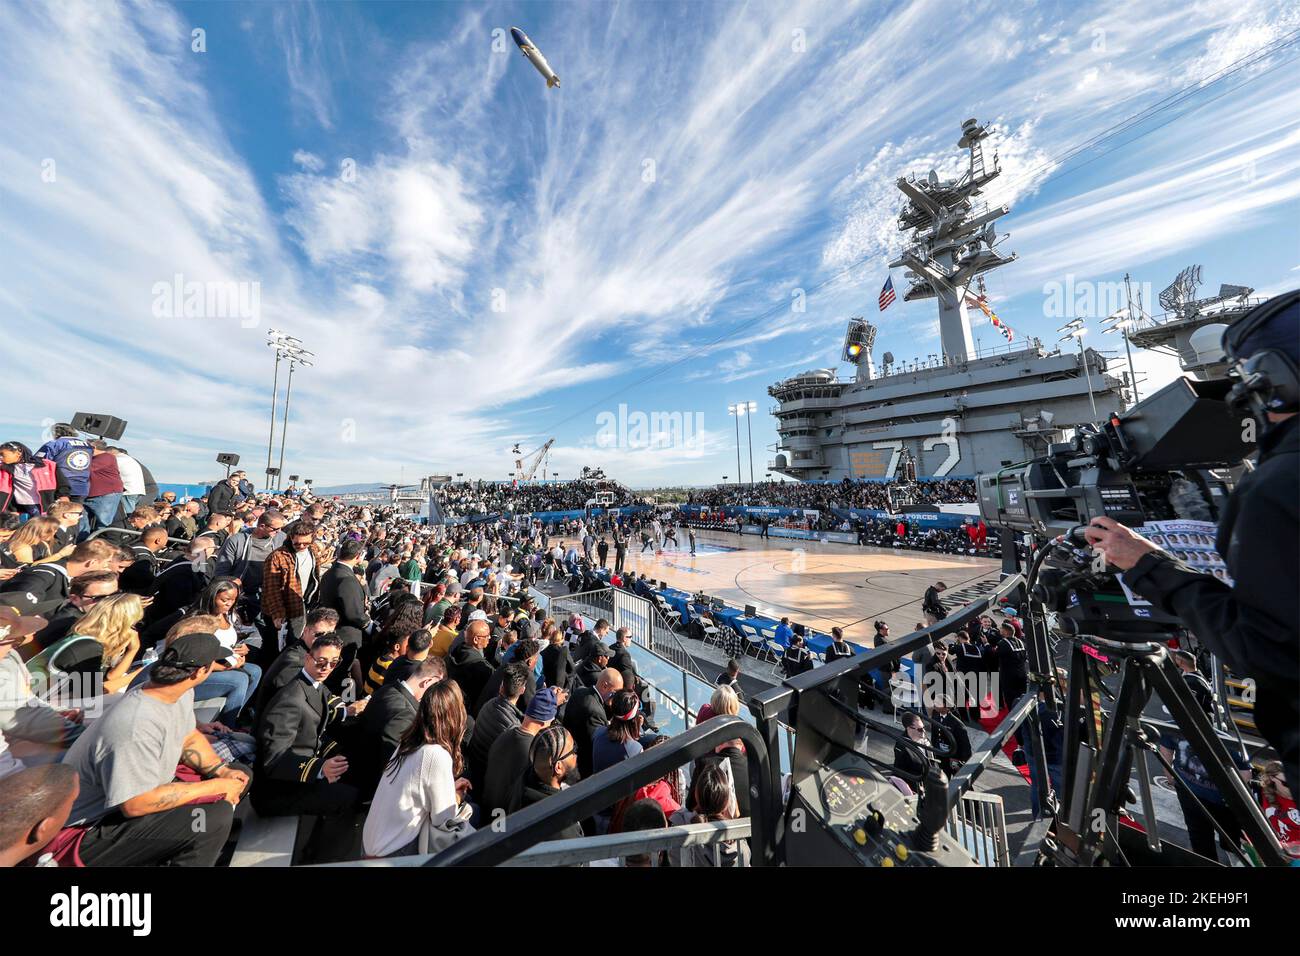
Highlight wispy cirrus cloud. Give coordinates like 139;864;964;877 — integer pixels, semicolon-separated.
1;0;1297;489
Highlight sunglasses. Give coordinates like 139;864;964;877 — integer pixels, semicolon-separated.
309;655;341;669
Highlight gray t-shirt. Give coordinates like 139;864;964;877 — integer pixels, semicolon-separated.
243;535;280;594
63;687;196;826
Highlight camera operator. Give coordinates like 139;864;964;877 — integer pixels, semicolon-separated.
1084;292;1299;794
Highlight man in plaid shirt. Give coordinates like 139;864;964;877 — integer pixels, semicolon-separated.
261;521;321;650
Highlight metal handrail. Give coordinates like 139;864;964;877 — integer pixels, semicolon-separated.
549;585;707;681
318;819;754;868
947;791;1010;867
84;525;193;549
425;715;777;867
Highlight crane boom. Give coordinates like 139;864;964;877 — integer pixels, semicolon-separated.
514;438;555;483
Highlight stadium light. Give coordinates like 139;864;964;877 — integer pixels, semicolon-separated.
727;405;742;484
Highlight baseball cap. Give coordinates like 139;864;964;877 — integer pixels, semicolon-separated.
525;687;559;722
590;642;612;660
158;633;226;669
468;609;488;622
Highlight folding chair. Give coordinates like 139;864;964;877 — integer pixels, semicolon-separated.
655;596;682;629
740;624;765;660
766;640;787;676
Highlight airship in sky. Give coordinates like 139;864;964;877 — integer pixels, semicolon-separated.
511;27;560;89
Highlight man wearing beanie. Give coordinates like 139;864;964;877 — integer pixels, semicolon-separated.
481;686;566;821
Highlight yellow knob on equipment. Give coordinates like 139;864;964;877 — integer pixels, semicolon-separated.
853;828;867;846
894;844;909;862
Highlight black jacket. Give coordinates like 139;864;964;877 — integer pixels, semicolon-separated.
933;711;972;766
255;672;348;785
318;561;370;647
521;782;585;842
482;726;535;819
574;630;603;661
923;586;947;618
447;644;494;713
353;680;419;794
474;662;537;717
609;643;637;677
541;642;577;693
575;658;605;689
256;639;311;715
207;481;238;516
0;562;71;617
893;740;931;784
825;639;854;664
147;556;211;625
467;695;522;791
782;644;814;678
562;685;608;779
1125;414;1299;791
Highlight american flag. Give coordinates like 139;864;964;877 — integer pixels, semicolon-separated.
878;275;896;311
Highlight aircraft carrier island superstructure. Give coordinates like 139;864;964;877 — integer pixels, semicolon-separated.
770;118;1127;481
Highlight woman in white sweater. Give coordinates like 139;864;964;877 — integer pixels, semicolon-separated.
363;680;473;857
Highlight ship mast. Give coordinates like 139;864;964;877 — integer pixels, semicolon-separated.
889;118;1016;363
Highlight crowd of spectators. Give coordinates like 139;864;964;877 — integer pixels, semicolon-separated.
0;434;753;867
688;477;977;512
435;480;647;519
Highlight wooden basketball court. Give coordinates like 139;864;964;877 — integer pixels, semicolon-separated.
624;529;1000;646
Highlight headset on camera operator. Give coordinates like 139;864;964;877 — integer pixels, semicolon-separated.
1084;291;1299;795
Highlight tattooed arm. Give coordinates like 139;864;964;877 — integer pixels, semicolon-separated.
119;777;244;816
178;729;226;777
180;729;251;785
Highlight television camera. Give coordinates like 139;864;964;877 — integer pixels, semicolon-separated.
977;375;1251;641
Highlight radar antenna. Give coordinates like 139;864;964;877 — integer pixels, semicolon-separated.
889;118;1018;362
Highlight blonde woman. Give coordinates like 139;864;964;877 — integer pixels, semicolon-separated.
45;592;144;694
696;684;740;723
2;516;63;566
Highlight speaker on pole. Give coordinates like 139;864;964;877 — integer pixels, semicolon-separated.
70;412;127;441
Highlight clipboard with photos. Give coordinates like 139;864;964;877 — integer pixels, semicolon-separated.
1118;519;1234;607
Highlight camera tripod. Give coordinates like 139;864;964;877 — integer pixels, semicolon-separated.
1047;634;1289;866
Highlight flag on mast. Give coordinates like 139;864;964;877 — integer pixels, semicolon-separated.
878;276;896;311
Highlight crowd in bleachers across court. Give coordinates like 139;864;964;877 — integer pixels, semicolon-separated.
435;479;647;519
688;477;977;511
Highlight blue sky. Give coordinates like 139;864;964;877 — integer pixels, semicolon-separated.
1;0;1297;487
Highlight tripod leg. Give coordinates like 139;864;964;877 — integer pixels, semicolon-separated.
1080;658;1148;863
1145;655;1287;866
1024;704;1055;819
1059;643;1090;828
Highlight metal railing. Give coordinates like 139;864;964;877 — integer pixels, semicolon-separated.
424;715;778;866
85;525;193;549
747;570;1048;865
546;585;615;623
947;791;1010;867
545;586;708;681
317;819;755;868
